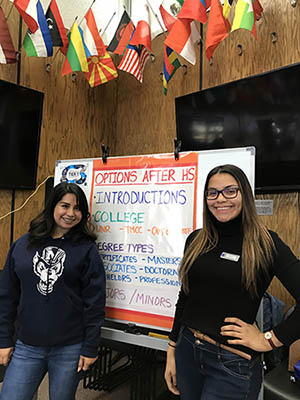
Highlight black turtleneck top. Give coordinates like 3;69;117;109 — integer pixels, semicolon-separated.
169;215;300;356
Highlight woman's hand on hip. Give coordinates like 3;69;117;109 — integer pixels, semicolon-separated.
77;355;98;372
220;317;282;352
0;347;13;366
164;346;180;395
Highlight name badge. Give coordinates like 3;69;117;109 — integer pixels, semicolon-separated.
220;252;240;262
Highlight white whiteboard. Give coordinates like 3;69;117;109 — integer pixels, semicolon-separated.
195;147;255;227
54;147;255;331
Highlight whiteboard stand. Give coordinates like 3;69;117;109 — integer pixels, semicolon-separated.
101;326;168;351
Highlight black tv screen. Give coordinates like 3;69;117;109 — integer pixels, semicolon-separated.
175;62;300;193
0;79;44;190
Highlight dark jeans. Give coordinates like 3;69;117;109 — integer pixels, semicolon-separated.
175;327;263;400
0;339;82;400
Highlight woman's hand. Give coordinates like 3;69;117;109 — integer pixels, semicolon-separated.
0;347;13;366
164;345;180;395
77;355;98;372
220;317;283;352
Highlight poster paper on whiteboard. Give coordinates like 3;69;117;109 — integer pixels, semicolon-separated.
55;152;199;329
54;147;255;331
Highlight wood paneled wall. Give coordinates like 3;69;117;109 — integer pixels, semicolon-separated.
0;0;299;313
256;193;300;312
112;31;201;156
0;4;118;267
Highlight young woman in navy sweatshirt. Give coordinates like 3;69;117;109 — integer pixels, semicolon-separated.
165;164;300;400
0;182;106;400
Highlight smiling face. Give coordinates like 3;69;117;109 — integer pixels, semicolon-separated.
52;193;82;238
206;173;242;223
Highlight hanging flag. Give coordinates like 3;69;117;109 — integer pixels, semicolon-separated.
80;6;118;87
163;45;181;95
84;53;118;87
159;0;184;32
45;0;68;55
130;0;165;51
81;7;106;57
231;0;257;39
107;10;134;55
253;0;263;20
165;19;200;65
62;21;88;76
206;0;230;60
223;0;233;18
177;0;211;24
118;43;150;83
23;0;53;57
0;7;16;64
81;0;117;46
130;0;152;51
9;0;38;33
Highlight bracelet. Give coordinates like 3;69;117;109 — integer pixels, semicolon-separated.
168;342;176;348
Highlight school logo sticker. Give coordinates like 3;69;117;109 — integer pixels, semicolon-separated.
60;164;87;184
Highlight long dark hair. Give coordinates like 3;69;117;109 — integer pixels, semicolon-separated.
28;182;96;245
179;164;275;296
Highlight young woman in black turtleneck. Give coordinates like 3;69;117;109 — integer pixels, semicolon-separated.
165;164;300;400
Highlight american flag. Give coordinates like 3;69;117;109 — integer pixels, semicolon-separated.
118;44;150;83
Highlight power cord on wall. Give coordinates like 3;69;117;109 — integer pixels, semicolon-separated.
0;175;54;221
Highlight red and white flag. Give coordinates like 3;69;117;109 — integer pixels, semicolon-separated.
9;0;38;33
81;6;106;57
165;19;200;65
0;7;16;63
130;0;165;52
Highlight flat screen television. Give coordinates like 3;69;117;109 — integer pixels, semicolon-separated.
0;79;44;190
175;62;300;193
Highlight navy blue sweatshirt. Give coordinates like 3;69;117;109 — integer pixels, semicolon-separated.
0;233;106;358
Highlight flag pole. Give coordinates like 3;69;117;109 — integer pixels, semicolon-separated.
145;0;165;32
79;0;96;26
99;11;116;35
144;0;165;62
5;3;15;22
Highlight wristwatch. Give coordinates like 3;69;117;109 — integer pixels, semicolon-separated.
264;331;277;350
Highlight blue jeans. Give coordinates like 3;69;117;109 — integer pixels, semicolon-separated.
175;327;263;400
0;340;82;400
